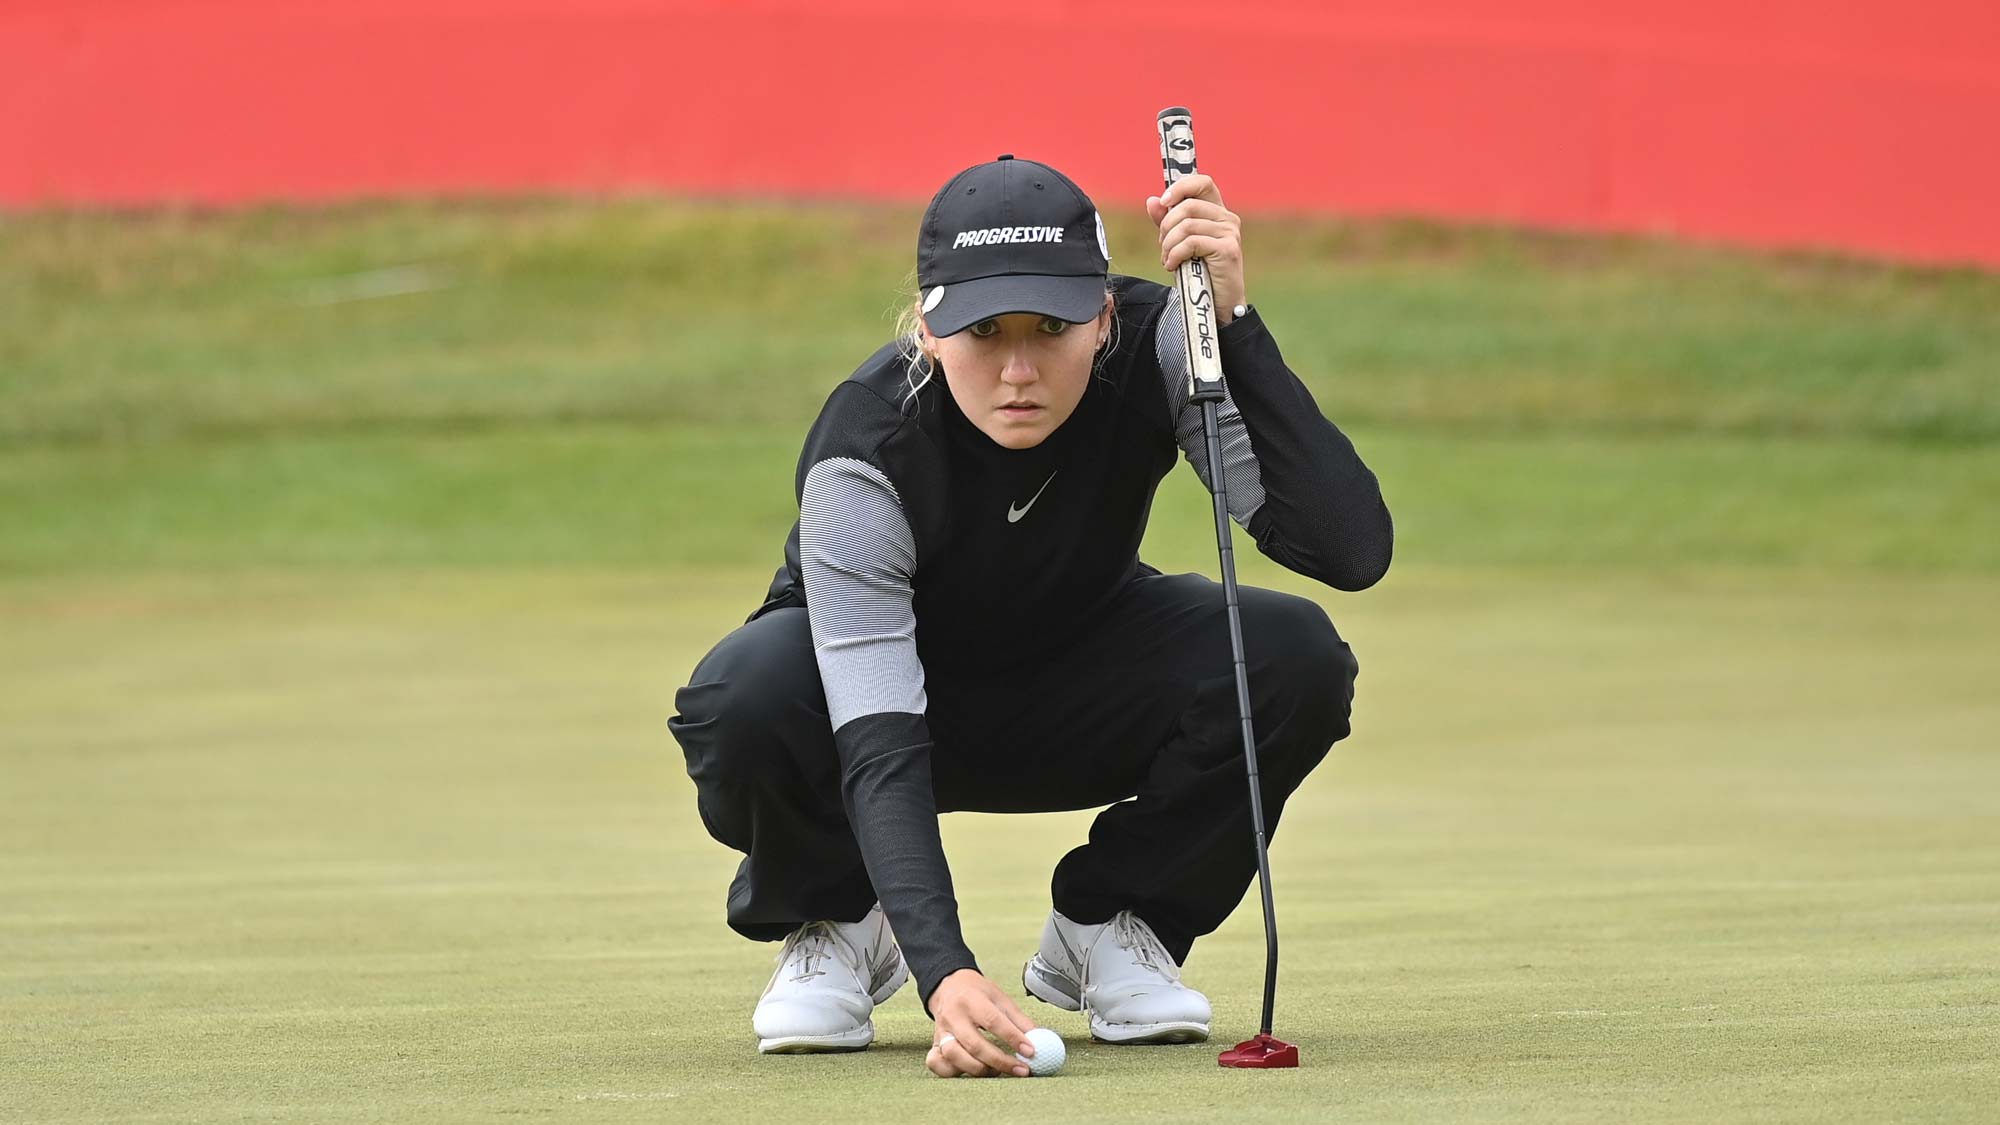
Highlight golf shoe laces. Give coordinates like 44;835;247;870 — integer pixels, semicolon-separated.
767;920;866;988
1103;910;1183;983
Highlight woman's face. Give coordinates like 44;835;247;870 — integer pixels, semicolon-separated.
923;304;1108;450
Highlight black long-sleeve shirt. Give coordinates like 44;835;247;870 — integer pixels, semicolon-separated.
748;275;1392;1010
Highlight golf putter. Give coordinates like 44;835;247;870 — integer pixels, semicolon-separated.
1156;106;1300;1070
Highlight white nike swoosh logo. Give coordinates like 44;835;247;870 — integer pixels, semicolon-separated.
1007;471;1059;524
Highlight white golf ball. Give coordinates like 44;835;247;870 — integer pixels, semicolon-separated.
1016;1027;1067;1076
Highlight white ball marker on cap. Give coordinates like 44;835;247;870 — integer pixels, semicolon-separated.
922;286;946;313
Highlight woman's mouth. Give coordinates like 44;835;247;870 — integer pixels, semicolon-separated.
999;403;1042;416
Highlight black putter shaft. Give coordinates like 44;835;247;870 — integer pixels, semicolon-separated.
1158;106;1281;1037
1202;397;1281;1036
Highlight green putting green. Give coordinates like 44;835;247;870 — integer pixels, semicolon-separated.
3;569;1995;1120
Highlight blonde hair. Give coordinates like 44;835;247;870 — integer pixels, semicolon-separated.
890;279;937;413
889;279;1120;414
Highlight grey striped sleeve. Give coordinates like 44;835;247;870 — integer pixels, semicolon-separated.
799;457;927;730
1156;296;1266;527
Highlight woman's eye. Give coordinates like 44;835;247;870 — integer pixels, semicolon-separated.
1039;317;1069;334
969;320;999;338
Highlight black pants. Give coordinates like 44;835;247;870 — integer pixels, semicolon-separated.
667;569;1358;965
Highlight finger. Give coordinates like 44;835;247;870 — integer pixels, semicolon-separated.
1003;1015;1036;1056
1158;198;1234;238
940;1035;995;1078
926;1044;954;1078
967;1014;1029;1076
1161;173;1221;210
1160;218;1239;261
937;1015;995;1077
1165;234;1243;272
989;995;1037;1050
1146;195;1168;224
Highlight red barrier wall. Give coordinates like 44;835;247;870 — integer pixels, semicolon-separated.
5;1;1998;265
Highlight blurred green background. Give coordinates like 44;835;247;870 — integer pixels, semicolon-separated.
4;201;1996;1121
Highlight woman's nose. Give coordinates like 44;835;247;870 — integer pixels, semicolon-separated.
1001;347;1036;383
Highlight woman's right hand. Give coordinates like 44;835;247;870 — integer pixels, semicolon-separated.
924;969;1039;1078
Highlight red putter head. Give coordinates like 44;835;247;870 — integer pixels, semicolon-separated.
1218;1033;1300;1069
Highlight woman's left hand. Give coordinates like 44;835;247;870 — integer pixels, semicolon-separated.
1146;173;1247;324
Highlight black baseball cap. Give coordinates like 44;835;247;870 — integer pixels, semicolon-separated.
916;154;1111;338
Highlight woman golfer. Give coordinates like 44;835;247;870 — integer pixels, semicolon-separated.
669;154;1392;1078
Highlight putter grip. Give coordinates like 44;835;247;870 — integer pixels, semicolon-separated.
1156;107;1225;402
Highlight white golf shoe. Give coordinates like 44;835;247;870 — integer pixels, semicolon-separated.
752;903;908;1053
1022;908;1211;1044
